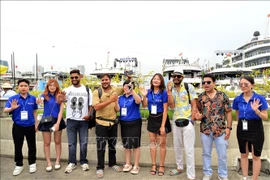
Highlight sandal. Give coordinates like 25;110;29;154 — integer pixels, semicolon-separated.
150;164;157;175
111;165;122;172
169;168;183;176
123;164;132;172
96;169;104;179
158;166;165;176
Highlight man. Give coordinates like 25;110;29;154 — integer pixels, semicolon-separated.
1;82;16;98
167;68;197;180
195;74;232;180
4;79;38;176
63;69;92;173
92;74;124;179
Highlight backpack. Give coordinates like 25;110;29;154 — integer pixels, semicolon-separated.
184;82;191;104
86;85;102;129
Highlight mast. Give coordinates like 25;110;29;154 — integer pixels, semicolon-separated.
264;13;270;39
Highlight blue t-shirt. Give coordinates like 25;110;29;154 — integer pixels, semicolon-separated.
5;93;38;127
147;89;168;113
119;94;141;121
233;92;268;121
41;94;60;118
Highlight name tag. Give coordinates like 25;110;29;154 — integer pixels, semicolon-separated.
21;111;28;120
151;104;157;114
242;120;248;131
121;107;127;116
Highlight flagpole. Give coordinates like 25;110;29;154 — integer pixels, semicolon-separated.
36;53;38;82
12;52;16;88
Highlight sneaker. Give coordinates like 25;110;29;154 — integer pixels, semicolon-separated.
123;164;132;172
242;177;248;180
13;166;23;176
218;175;229;180
46;165;53;172
81;164;89;171
130;166;139;175
29;163;37;174
202;175;212;180
54;162;61;170
65;163;76;174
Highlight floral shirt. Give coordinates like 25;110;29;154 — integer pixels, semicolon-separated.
197;89;232;137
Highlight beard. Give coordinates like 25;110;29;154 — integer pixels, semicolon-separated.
173;80;182;85
72;80;80;86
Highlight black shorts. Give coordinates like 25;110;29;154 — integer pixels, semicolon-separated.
38;117;66;132
120;119;142;149
237;120;264;156
147;112;171;134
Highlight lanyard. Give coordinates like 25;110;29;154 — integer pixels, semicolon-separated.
151;90;159;104
20;96;29;110
123;96;130;108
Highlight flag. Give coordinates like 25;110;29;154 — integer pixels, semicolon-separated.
108;51;110;54
15;65;18;68
51;65;53;70
179;52;182;56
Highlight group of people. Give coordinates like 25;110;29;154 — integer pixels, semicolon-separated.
3;68;268;180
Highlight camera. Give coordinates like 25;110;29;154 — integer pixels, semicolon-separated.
128;84;132;90
49;126;55;132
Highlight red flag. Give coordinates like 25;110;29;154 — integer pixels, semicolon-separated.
179;52;182;56
15;65;18;68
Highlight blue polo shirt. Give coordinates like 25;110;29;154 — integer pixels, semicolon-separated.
119;94;141;121
5;93;38;127
41;94;60;118
233;91;268;121
147;89;168;113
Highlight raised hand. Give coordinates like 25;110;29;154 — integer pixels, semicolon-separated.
250;98;262;112
36;97;44;105
9;99;20;110
167;81;173;92
139;86;148;97
56;91;66;104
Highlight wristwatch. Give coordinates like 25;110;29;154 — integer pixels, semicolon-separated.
226;126;232;130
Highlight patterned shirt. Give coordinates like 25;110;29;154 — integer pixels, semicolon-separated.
172;83;198;120
197;89;232;137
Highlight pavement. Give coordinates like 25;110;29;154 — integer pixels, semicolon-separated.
0;156;268;180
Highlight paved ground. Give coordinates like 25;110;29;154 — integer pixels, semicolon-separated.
0;156;268;180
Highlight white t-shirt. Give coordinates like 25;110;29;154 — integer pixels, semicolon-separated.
64;85;92;120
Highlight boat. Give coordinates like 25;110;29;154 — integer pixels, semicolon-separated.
162;57;202;87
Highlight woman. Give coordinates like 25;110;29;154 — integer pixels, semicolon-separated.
118;80;142;175
233;76;268;180
140;73;171;176
37;79;66;172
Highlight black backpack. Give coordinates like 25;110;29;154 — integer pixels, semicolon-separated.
86;85;102;129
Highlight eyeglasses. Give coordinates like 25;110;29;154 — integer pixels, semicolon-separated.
239;83;249;87
172;75;182;78
202;81;212;85
70;76;79;79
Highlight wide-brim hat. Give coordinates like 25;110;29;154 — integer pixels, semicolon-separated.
172;68;184;76
1;83;13;89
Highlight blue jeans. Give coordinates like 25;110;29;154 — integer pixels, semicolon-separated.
67;119;89;165
200;132;228;178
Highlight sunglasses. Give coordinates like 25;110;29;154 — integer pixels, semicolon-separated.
202;81;212;85
239;83;249;87
70;76;79;79
172;75;182;78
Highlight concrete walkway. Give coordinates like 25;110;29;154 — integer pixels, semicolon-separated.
0;156;268;180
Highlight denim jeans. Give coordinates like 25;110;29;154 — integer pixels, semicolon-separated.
67;119;89;165
200;132;228;178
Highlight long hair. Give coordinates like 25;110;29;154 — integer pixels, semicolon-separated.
43;79;60;101
150;73;166;93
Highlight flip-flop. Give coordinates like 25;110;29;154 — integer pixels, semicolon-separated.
169;169;183;176
96;169;104;179
111;165;122;172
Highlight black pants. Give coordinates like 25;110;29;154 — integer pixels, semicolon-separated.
12;123;36;166
95;123;118;170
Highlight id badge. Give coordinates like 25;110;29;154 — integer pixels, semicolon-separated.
21;111;28;120
242;120;248;131
121;107;127;116
151;104;157;114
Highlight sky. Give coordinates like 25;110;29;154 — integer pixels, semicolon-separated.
1;1;270;75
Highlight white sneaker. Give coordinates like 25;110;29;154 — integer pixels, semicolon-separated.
81;164;89;171
242;177;248;180
13;166;23;176
218;175;229;180
202;175;212;180
123;164;132;172
29;163;37;174
65;163;76;174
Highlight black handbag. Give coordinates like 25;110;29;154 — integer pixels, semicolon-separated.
40;102;55;124
175;118;190;127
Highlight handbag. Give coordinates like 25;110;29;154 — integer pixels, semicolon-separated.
175;118;190;127
40;102;55;124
